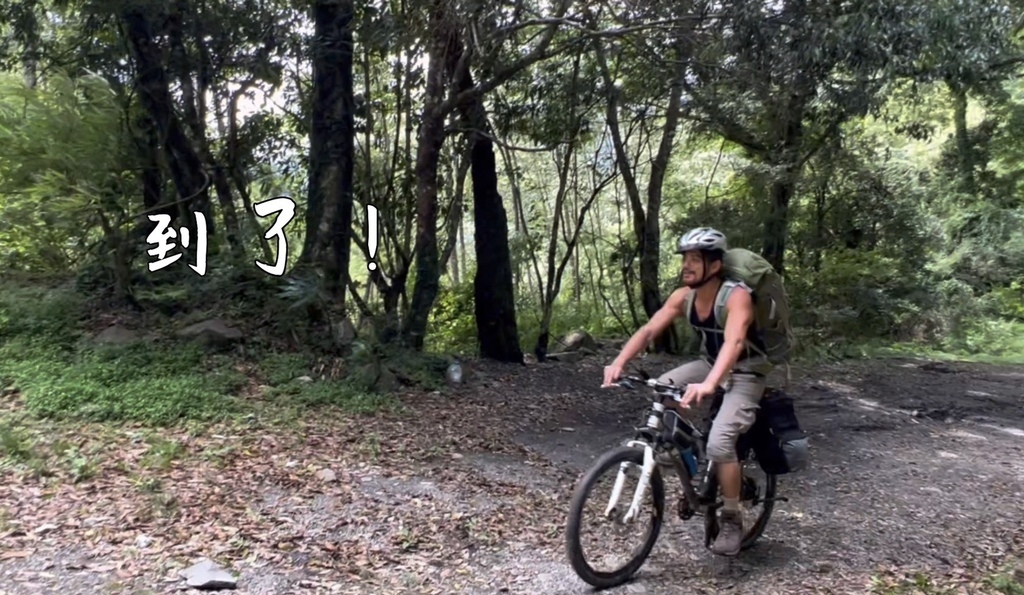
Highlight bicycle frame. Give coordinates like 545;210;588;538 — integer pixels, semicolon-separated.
604;376;717;524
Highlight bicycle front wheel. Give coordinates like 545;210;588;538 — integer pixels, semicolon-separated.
564;444;665;589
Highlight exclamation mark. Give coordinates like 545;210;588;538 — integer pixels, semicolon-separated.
366;205;378;271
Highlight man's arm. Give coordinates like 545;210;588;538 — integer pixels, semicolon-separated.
702;286;754;387
610;287;689;370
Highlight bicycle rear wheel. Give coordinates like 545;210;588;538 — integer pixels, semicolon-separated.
565;444;665;589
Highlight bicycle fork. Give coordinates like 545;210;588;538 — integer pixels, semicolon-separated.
604;441;656;523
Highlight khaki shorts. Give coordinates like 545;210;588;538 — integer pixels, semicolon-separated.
658;359;765;463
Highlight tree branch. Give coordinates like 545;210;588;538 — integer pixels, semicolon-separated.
439;0;574;115
445;125;569;152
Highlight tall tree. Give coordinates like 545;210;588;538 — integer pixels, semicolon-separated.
401;0;573;350
447;35;523;362
121;3;210;240
594;30;687;350
300;0;356;302
680;0;933;274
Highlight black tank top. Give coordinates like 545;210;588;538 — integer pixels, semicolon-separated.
689;287;767;362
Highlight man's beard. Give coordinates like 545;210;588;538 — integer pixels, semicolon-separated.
682;269;718;289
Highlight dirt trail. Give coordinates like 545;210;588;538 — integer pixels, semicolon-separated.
1;355;1022;594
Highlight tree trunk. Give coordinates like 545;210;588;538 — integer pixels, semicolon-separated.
469;134;523;362
22;36;37;89
166;0;244;258
121;6;209;241
640;66;685;352
813;183;826;272
403;0;567;350
440;147;469;280
595;43;646;261
327;0;356;299
128;111;172;244
429;27;525;362
596;39;684;351
302;0;356;302
542;50;585;357
949;82;976;196
449;44;522;362
401;3;449;349
535;137;576;360
762;176;795;275
500;143;543;302
761;108;804;275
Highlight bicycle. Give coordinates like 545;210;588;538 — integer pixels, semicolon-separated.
564;372;788;589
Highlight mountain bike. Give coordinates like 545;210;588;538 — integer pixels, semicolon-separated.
564;372;786;589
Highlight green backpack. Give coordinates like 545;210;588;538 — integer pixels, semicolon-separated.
682;248;796;371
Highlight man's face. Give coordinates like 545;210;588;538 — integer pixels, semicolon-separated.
681;251;718;287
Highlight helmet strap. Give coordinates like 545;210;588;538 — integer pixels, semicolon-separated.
690;254;720;289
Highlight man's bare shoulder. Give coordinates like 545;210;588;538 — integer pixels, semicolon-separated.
724;283;753;311
663;286;692;314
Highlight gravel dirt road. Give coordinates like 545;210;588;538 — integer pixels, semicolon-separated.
2;355;1022;594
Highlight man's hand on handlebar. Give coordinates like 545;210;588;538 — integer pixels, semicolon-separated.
601;363;624;388
681;380;717;408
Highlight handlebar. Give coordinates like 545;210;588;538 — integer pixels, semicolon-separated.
612;374;686;403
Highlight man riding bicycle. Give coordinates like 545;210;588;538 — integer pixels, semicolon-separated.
602;226;771;557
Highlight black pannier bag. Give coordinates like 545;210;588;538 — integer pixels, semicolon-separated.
745;389;809;475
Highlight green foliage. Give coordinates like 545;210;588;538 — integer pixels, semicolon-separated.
0;71;136;272
426;279;478;354
254;341;433;414
788;250;922;338
0;339;247;427
2;0;1023;377
934;319;1024;362
260;351;317;387
985;567;1024;595
0;278;413;424
0;283;246;424
516;297;623;350
984;281;1024;321
261;376;395;414
0;280;83;342
426;273;629;355
869;566;1024;595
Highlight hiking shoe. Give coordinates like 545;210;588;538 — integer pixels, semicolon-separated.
711;509;743;556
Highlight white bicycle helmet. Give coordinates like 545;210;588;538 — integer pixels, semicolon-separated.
675;227;728;254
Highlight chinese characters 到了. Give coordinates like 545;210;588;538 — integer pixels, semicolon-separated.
145;196;297;277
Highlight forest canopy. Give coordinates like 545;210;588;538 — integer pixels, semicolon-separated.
0;0;1022;364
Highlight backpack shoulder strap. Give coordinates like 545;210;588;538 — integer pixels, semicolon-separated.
713;279;748;327
682;288;696;321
